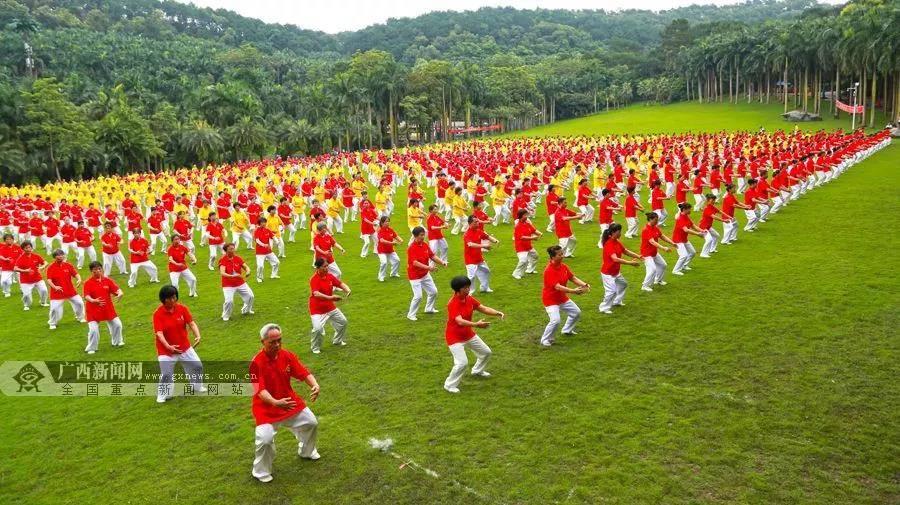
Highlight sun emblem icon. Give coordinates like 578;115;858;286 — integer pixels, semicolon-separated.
13;363;45;393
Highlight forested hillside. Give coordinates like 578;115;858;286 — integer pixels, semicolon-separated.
0;0;897;183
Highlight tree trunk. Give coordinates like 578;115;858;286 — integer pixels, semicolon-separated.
834;67;840;118
869;64;876;128
803;67;809;113
49;138;61;181
366;102;373;147
861;67;867;126
388;89;396;149
783;58;789;113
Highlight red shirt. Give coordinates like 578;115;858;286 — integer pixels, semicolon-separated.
15;252;45;283
722;193;737;217
640;224;662;257
376;226;398;254
406;240;435;280
514;220;537;252
699;204;718;230
46;261;78;299
219;254;247;288
167;244;189;272
0;243;20;271
624;195;638;218
308;272;342;315
672;214;693;243
463;227;488;265
148;213;164;234
254;228;274;255
206;222;225;245
743;188;758;207
100;232;121;255
173;219;193;240
153;303;193;356
542;262;574;306
75;228;93;248
601;238;625;276
313;233;336;264
576;185;592;206
83;276;119;322
85;208;102;227
445;294;481;345
250;349;310;426
553;207;575;238
426;214;445;240
599;198;617;224
129;236;150;263
651;187;665;210
61;223;76;243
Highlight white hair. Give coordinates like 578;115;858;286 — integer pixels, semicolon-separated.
259;323;281;341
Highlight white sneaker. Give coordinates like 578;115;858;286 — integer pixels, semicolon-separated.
300;450;321;460
23;306;30;311
598;308;612;314
656;281;668;286
222;317;230;322
41;303;50;307
672;271;684;276
684;267;692;271
641;287;653;292
512;275;522;280
481;289;494;293
271;275;281;279
333;341;347;347
87;350;96;354
424;309;439;314
699;254;711;259
471;371;491;377
48;325;56;330
254;474;273;483
443;385;460;394
3;293;9;298
406;315;418;321
311;349;321;354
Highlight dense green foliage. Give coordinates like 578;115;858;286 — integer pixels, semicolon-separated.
0;0;898;184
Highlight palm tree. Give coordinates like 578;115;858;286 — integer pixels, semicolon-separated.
180;119;224;166
225;116;269;161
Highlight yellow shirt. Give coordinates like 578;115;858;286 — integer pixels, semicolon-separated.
291;195;306;215
351;180;366;198
375;191;388;213
326;199;342;218
231;211;249;233
452;194;468;217
491;186;507;206
265;214;282;237
197;207;212;226
407;206;424;230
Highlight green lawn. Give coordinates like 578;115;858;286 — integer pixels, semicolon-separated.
0;102;897;504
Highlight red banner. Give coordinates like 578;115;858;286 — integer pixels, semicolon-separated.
836;100;864;114
448;124;502;135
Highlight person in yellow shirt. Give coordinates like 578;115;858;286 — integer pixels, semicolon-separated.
196;201;213;246
406;199;424;232
490;182;509;226
291;193;307;230
374;185;390;218
326;196;344;234
450;187;469;235
313;183;326;205
265;206;285;258
230;203;252;250
261;189;276;210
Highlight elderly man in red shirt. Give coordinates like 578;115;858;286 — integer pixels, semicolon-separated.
45;248;86;330
251;323;321;483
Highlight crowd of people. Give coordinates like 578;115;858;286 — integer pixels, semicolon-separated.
0;127;891;482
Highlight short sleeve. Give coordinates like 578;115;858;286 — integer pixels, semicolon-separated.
289;353;310;381
152;310;163;333
249;359;266;395
469;296;481;310
107;278;120;293
330;274;342;288
181;305;193;324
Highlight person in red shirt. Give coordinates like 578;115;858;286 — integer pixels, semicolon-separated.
443;275;505;393
597;189;621;244
153;285;205;403
512;209;542;279
43;212;60;252
623;185;645;238
672;203;706;276
463;217;499;293
85;204;102;235
147;206;168;255
251;323;322;483
59;217;76;257
167;235;198;297
553;197;582;258
313;222;346;278
376;216;402;282
426;205;449;264
172;211;195;253
74;221;96;269
82;261;124;353
309;258;352;354
206;214;226;271
406;226;448;321
14;241;49;310
742;179;763;232
698;194;729;258
219;242;254;321
721;184;751;244
100;221;128;276
254;217;280;283
639;212;675;292
598;223;641;314
545;184;559;233
127;231;159;288
0;233;19;297
358;194;378;258
539;245;590;347
649;180;671;227
45;249;86;330
125;208;143;241
576;179;595;223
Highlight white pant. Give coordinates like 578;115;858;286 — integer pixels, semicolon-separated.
758;203;770;221
444;336;491;390
559;236;576;257
625;217;638;238
156;346;203;401
76;246;97;268
723;219;738;243
429;238;448;264
0;270;13;295
255;253;280;281
700;228;719;257
310;309;347;352
222;284;255;320
540;300;581;345
657;208;669;227
150;232;168;253
360;233;376;257
598;274;628;312
513;250;538;278
673;242;696;273
327;215;343;234
465;262;491;292
408;274;438;318
377;252;400;281
86;317;123;352
129;260;159;287
252;407;319;481
49;295;85;326
21;281;49;307
102;252;127;275
743;209;758;231
642;255;667;289
208;244;223;268
578;204;594;223
169;269;197;296
233;230;253;249
451;216;468;234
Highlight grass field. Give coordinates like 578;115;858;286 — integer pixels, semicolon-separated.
0;102;897;504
